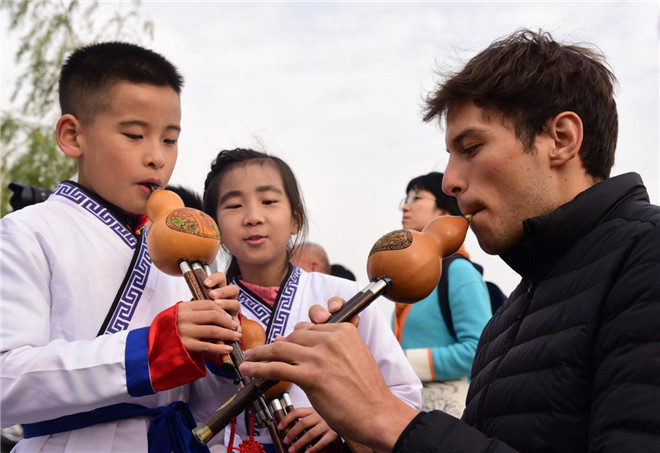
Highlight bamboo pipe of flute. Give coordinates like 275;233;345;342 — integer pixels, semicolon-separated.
192;277;393;444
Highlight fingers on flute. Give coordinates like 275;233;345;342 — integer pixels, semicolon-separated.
177;306;241;351
277;408;306;431
257;328;332;351
208;284;239;302
240;340;296;363
308;304;331;324
289;419;335;453
309;298;359;326
203;271;228;288
298;432;339;453
240;343;311;381
327;297;345;313
239;360;296;385
281;407;315;440
293;321;314;331
181;337;233;355
187;323;242;342
179;300;238;328
212;297;240;318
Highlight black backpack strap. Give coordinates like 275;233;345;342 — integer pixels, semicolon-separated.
437;254;466;339
486;281;507;314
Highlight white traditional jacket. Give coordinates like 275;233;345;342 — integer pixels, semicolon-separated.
0;181;234;452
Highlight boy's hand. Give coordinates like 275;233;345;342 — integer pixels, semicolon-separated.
204;271;241;320
278;406;341;453
177;273;241;356
176;299;241;355
146;272;241;391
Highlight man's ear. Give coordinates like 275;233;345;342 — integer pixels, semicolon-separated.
56;114;83;158
547;111;583;169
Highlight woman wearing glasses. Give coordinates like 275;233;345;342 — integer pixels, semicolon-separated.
393;172;492;417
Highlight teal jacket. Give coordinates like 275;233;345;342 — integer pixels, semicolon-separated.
392;258;492;381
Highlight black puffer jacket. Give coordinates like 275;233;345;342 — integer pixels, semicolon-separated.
394;173;660;453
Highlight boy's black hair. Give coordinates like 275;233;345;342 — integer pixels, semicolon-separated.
59;41;184;124
406;172;462;216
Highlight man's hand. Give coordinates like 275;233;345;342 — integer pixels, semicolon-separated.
240;295;417;452
293;296;359;331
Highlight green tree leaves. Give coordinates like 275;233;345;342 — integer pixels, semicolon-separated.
0;0;153;215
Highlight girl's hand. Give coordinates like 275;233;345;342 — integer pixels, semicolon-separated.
279;406;340;453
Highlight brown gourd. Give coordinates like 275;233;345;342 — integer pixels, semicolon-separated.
146;190;221;276
366;215;470;303
241;319;293;401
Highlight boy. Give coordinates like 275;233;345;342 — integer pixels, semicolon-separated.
1;42;240;452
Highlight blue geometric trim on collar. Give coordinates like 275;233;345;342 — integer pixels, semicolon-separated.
235;266;301;343
52;181;152;334
104;230;152;334
52;182;137;249
268;267;300;342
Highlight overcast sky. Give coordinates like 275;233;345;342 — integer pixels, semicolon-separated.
3;2;659;313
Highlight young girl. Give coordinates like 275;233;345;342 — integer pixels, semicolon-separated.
203;148;421;453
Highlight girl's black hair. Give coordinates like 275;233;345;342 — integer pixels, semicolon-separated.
203;148;309;280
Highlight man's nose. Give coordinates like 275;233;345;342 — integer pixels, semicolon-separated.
442;159;464;196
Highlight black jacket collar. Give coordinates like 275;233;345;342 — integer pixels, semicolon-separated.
500;173;648;280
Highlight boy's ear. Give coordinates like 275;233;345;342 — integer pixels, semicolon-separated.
547;111;583;169
56;114;83;158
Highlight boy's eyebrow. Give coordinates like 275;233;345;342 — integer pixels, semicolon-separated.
119;119;181;132
218;185;283;205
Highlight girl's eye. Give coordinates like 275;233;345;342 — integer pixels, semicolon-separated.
262;199;277;205
164;139;177;145
224;203;242;209
123;133;143;140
